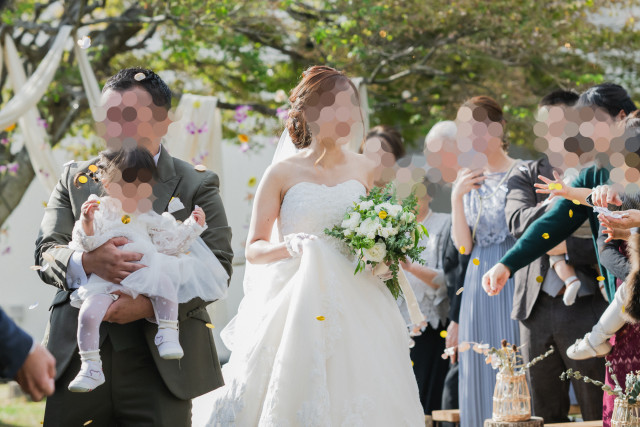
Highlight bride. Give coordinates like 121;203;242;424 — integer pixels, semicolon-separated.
195;66;424;426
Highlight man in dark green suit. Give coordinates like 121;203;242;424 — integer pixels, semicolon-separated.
35;68;233;426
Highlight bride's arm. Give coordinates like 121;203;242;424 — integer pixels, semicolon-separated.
245;165;291;264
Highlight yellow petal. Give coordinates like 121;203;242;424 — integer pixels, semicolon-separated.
536;276;544;283
440;330;447;338
542;233;549;239
194;164;207;172
456;287;464;295
248;177;257;187
597;275;605;282
121;215;131;224
88;164;98;173
84;421;93;426
42;201;48;207
459;246;466;255
411;360;414;366
572;200;580;205
205;323;215;329
238;134;249;143
569;209;573;218
622;305;625;313
29;265;42;271
77;175;88;184
472;258;480;266
316;316;326;321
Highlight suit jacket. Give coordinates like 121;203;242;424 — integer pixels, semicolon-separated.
34;147;234;400
500;164;615;301
442;217;469;324
505;158;600;321
0;307;33;379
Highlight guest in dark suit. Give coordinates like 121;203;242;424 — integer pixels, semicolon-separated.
0;306;56;401
503;90;607;422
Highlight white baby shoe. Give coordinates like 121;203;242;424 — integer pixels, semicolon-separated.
563;276;581;306
68;358;105;392
566;333;612;360
155;320;184;360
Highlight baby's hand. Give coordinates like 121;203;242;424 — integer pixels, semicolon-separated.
192;205;206;226
81;199;100;223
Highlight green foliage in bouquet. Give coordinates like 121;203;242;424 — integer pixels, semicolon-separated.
324;183;428;299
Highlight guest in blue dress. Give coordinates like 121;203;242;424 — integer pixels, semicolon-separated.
450;96;521;426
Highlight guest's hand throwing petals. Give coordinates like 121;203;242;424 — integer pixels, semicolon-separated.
598;209;640;229
482;263;510;296
602;224;631;243
590;185;622;207
534;171;566;200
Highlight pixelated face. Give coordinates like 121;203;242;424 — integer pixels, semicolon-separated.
304;78;363;147
363;136;396;186
454;105;504;170
94;87;171;153
101;165;155;215
424;135;461;185
534;104;640;193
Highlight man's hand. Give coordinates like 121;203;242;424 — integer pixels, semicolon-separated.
103;292;154;324
482;263;511;296
598;209;640;230
546;241;567;256
82;237;146;284
446;321;459;364
14;344;56;402
590;185;623;207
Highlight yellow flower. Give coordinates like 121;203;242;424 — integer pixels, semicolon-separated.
378;210;388;219
77;175;88;184
316;316;326;321
379;30;387;38
205;323;215;329
542;233;549;239
248;177;257;187
238;134;249;143
193;100;201;108
4;123;16;132
121;215;131;224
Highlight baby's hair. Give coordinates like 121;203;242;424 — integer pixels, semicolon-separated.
74;147;156;188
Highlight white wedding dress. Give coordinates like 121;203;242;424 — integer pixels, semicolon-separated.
193;179;424;427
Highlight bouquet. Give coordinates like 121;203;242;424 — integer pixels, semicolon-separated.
324;183;428;299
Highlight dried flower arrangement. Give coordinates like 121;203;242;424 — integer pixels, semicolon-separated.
561;362;640;404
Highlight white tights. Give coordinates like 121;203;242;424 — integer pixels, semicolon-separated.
77;291;179;353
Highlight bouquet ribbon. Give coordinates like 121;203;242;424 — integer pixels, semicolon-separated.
374;263;427;334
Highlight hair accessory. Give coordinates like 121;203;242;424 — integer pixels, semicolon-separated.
134;72;146;81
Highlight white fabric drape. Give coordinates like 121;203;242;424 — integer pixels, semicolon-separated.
351;77;370;152
2;30;72;191
74;40;102;121
0;26;72;130
164;94;224;180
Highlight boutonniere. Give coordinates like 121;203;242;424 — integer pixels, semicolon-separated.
168;196;185;213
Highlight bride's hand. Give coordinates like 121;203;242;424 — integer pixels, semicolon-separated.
284;233;317;257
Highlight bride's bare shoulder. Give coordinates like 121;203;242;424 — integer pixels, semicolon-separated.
262;155;306;187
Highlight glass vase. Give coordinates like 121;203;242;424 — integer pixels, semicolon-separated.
492;370;531;422
611;397;640;427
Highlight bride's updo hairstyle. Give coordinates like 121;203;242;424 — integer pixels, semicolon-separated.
286;65;363;149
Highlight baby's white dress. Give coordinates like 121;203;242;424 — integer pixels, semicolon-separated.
69;194;228;306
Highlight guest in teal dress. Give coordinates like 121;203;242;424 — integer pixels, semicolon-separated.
450;96;521;426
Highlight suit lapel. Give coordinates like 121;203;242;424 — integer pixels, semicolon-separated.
152;147;181;214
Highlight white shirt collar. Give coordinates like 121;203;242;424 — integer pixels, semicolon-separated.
153;145;162;166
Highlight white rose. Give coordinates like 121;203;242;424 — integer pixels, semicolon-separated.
359;200;374;211
379;224;399;238
341;211;361;231
400;211;415;224
363;242;387;263
376;202;393;213
387;204;403;217
356;217;379;240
